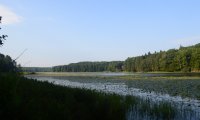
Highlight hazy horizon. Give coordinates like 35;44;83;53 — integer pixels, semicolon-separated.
1;0;200;67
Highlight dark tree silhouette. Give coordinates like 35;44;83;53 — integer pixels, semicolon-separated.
0;16;8;46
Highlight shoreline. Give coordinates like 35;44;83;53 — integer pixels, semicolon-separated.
25;72;200;80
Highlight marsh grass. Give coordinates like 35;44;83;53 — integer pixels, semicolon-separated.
0;73;127;120
0;73;179;120
125;97;176;120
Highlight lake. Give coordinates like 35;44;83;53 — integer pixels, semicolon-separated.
26;72;200;120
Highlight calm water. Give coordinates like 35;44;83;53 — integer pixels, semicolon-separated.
26;72;200;120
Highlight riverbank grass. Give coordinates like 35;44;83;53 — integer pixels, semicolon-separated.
0;73;176;120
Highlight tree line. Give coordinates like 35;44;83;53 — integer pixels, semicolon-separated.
22;67;52;72
53;43;200;72
53;61;124;72
124;43;200;72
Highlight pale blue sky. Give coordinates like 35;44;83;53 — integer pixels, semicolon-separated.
0;0;200;67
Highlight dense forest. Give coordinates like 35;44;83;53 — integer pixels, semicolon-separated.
22;67;52;72
53;43;200;72
125;43;200;72
53;61;124;72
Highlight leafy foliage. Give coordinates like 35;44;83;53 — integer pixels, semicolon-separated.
0;16;8;46
124;44;200;72
53;61;124;72
0;53;18;72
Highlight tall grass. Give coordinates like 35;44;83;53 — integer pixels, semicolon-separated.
0;73;176;120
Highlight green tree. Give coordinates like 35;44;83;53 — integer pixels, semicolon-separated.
124;43;200;72
0;16;17;73
0;16;8;46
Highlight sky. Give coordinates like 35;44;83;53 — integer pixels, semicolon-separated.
0;0;200;67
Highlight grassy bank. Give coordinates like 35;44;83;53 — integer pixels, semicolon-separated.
0;73;176;120
0;73;129;120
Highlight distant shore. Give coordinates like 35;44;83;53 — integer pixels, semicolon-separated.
25;72;200;80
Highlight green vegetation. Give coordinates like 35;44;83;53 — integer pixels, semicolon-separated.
22;67;52;72
125;44;200;72
0;53;18;72
122;78;200;99
53;61;124;72
0;73;127;120
0;73;176;120
0;16;8;46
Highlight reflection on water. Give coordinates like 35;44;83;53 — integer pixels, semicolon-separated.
27;75;200;120
80;72;200;77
